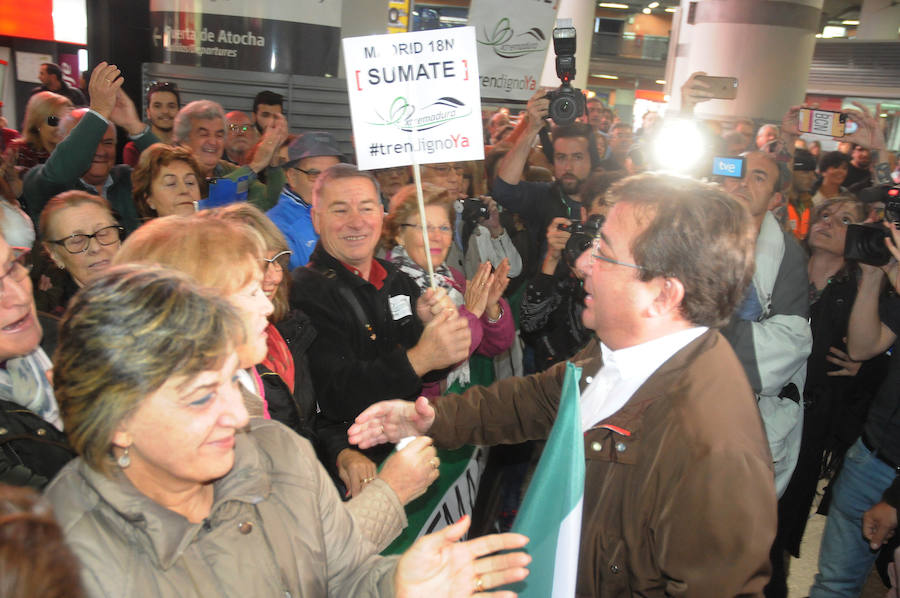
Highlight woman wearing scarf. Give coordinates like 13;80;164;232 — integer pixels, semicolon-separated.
383;183;514;396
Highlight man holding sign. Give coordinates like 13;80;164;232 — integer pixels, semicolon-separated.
290;164;471;497
349;174;777;596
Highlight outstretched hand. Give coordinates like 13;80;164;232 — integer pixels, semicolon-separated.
348;396;435;449
88;62;124;119
680;71;713;115
395;515;530;598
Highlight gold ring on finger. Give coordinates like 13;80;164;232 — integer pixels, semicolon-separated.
474;576;484;592
429;457;439;470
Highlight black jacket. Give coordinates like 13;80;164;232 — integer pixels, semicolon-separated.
290;243;428;469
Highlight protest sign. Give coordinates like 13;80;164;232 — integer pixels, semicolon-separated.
468;0;557;102
343;27;484;170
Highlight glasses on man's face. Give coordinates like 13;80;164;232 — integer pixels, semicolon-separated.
294;167;322;179
400;223;452;235
590;237;645;271
46;115;60;127
263;250;292;274
0;248;32;299
425;164;464;177
49;225;125;254
228;124;251;133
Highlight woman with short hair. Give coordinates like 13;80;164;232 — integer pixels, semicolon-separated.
131;143;205;219
43;264;529;597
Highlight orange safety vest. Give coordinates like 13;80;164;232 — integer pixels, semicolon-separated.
786;202;810;241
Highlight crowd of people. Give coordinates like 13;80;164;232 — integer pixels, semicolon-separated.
0;57;897;598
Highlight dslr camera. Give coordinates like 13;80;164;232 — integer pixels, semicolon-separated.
843;184;900;266
560;214;605;267
457;197;490;224
544;22;585;126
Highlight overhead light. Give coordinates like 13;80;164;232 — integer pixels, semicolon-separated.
665;6;677;11
842;20;860;25
642;7;651;13
880;113;888;117
599;2;630;8
655;79;666;84
648;1;659;7
595;74;619;80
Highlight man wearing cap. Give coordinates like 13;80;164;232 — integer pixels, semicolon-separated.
267;132;342;269
784;148;817;240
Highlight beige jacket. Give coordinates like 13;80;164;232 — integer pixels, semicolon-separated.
44;419;402;598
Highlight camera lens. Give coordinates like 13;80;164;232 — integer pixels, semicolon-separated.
550;95;578;125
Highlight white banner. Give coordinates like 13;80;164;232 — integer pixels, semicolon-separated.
468;0;558;102
343;27;484;170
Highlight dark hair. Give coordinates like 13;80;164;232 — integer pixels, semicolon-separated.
0;484;85;598
820;150;850;172
41;63;63;83
582;172;625;213
253;91;284;113
551;122;601;169
146;81;181;108
311;163;381;209
610;173;756;328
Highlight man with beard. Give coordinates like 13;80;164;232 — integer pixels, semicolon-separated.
252;90;284;135
122;81;179;167
494;90;597;257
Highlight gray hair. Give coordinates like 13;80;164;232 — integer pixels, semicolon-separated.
173;100;226;144
311;163;381;209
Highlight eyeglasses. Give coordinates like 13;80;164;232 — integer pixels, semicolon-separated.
263;250;292;273
424;164;464;176
49;225;125;254
293;167;322;179
400;223;452;235
46;115;60;127
228;124;252;133
0;248;32;299
590;237;645;271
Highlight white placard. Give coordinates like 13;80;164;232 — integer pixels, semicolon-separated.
15;52;53;84
343;27;484;171
468;0;557;102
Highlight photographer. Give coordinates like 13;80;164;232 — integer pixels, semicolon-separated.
520;173;619;371
493;90;598;258
807;104;898;598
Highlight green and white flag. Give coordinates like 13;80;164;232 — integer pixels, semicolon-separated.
508;361;585;597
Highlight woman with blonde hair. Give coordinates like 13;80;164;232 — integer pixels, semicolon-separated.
113;211;445;546
7;92;73;174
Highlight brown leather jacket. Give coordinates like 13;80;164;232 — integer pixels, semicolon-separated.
430;331;776;597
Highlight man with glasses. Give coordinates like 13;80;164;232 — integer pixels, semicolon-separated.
223;111;259;166
0;235;75;489
268;132;342;270
122;81;180;167
348;173;776;595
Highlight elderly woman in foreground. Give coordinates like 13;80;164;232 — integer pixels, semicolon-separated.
43;265;529;598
